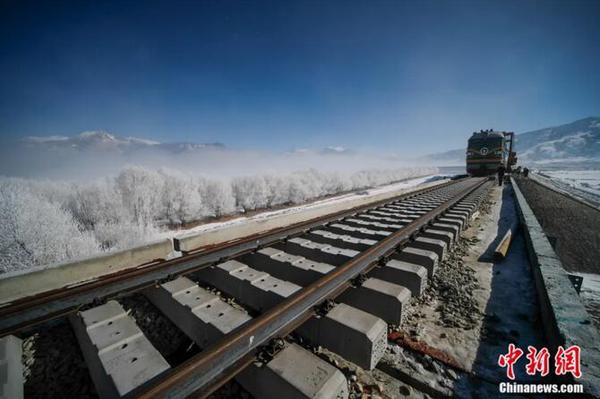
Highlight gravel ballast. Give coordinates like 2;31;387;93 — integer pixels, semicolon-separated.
516;177;600;274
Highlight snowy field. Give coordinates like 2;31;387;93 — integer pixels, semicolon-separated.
536;169;600;204
573;272;600;330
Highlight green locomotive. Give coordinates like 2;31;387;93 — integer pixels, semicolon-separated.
466;130;516;176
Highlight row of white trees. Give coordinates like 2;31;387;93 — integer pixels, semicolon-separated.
0;165;436;273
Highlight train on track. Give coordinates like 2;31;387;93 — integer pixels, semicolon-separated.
466;129;517;176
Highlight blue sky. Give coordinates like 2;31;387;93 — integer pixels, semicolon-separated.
1;0;599;155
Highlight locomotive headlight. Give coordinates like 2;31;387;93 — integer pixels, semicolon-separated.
479;147;489;155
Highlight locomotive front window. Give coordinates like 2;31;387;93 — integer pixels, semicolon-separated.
468;138;503;146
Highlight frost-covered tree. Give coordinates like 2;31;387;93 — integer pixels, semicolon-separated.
202;179;236;217
231;176;269;211
0;164;438;273
263;175;291;207
328;171;351;194
288;169;327;204
27;179;73;209
116;166;163;226
67;179;127;230
93;220;160;251
0;179;99;273
158;169;205;225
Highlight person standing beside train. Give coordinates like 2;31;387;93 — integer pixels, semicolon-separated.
497;164;506;186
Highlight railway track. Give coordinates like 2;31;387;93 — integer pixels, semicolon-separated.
2;177;492;399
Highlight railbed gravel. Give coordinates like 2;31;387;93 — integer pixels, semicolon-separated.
207;381;252;399
22;321;98;399
119;292;254;399
517;177;600;274
119;293;195;363
402;233;481;331
20;292;254;399
401;191;493;332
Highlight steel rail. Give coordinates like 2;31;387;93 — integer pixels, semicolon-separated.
0;179;457;337
134;177;489;399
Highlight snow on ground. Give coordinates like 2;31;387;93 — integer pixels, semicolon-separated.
399;184;545;383
520;131;593;161
537;169;600;199
572;272;600;331
164;174;446;239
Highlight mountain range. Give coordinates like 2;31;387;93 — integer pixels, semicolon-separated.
23;131;225;154
421;117;600;166
19;117;600;166
22;131;355;156
516;117;600;163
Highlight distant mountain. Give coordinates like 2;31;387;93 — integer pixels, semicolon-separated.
516;117;600;163
319;146;354;155
287;146;355;156
421;117;600;166
22;118;600;166
22;131;225;154
23;131;353;157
